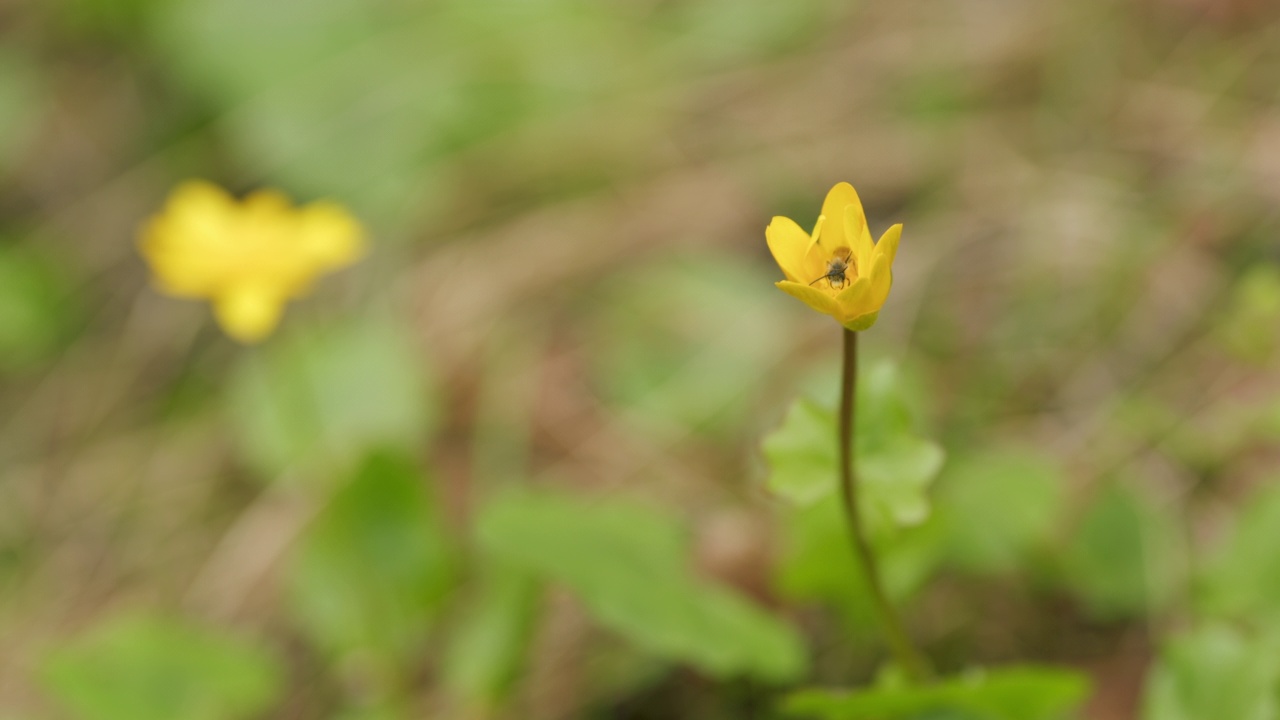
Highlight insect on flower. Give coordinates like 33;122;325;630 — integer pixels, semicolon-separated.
809;247;856;290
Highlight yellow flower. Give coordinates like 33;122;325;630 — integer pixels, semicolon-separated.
766;182;902;332
139;181;365;343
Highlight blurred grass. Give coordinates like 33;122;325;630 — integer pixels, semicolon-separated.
2;0;1280;718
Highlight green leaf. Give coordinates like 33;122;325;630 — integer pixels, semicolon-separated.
784;666;1090;720
1198;479;1280;623
776;494;943;633
477;490;806;682
228;317;434;483
861;435;946;526
660;0;830;68
763;399;839;505
1141;623;1280;720
1060;482;1182;619
764;361;945;526
1216;264;1280;364
441;566;539;709
0;49;48;174
287;451;455;679
932;447;1066;575
153;0;432;221
587;254;794;438
154;0;656;224
40;615;282;720
0;247;76;371
330;709;407;720
53;0;174;37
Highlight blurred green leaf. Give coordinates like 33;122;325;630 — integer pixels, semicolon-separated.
764;399;840;505
154;0;431;221
0;247;75;371
1216;264;1280;364
764;361;945;526
442;565;539;709
1199;479;1280;623
658;0;830;68
579;637;670;711
41;615;281;720
329;704;408;720
54;0;174;37
933;447;1066;575
0;49;47;174
588;255;793;438
152;0;837;224
330;702;409;717
228;317;434;483
154;0;654;223
1262;400;1280;443
896;68;980;122
1141;623;1280;720
769;363;947;631
861;434;946;526
288;451;455;679
477;490;806;682
1060;482;1182;619
776;493;943;633
784;666;1090;720
855;362;945;526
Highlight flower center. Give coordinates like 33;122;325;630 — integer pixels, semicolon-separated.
811;247;856;291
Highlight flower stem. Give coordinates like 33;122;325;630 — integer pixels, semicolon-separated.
838;328;932;681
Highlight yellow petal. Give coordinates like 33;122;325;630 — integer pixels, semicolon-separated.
161;183;240;258
843;311;880;332
243;188;293;217
213;285;286;343
818;182;865;253
875;223;902;267
166;180;237;220
139;226;209;297
867;251;893;311
845;204;875;278
866;224;901;310
139;182;240;297
837;276;881;330
298;201;366;268
807;214;826;255
767;216;819;283
833;275;873;321
776;280;839;318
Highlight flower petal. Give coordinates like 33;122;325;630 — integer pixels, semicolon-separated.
845;204;875;278
836;275;884;330
298;201;366;269
243;188;292;216
776;280;839;318
843;311;880;332
808;214;826;253
867;250;893;311
874;223;902;267
213;284;286;343
834;275;873;322
767;216;819;283
167;180;237;219
138;181;240;297
818;182;866;253
866;224;901;310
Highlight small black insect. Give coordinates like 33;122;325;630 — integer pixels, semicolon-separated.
809;247;855;290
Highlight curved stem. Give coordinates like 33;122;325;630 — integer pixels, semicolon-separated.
838;328;932;681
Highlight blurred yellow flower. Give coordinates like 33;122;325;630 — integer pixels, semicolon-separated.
139;181;365;343
766;182;902;332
